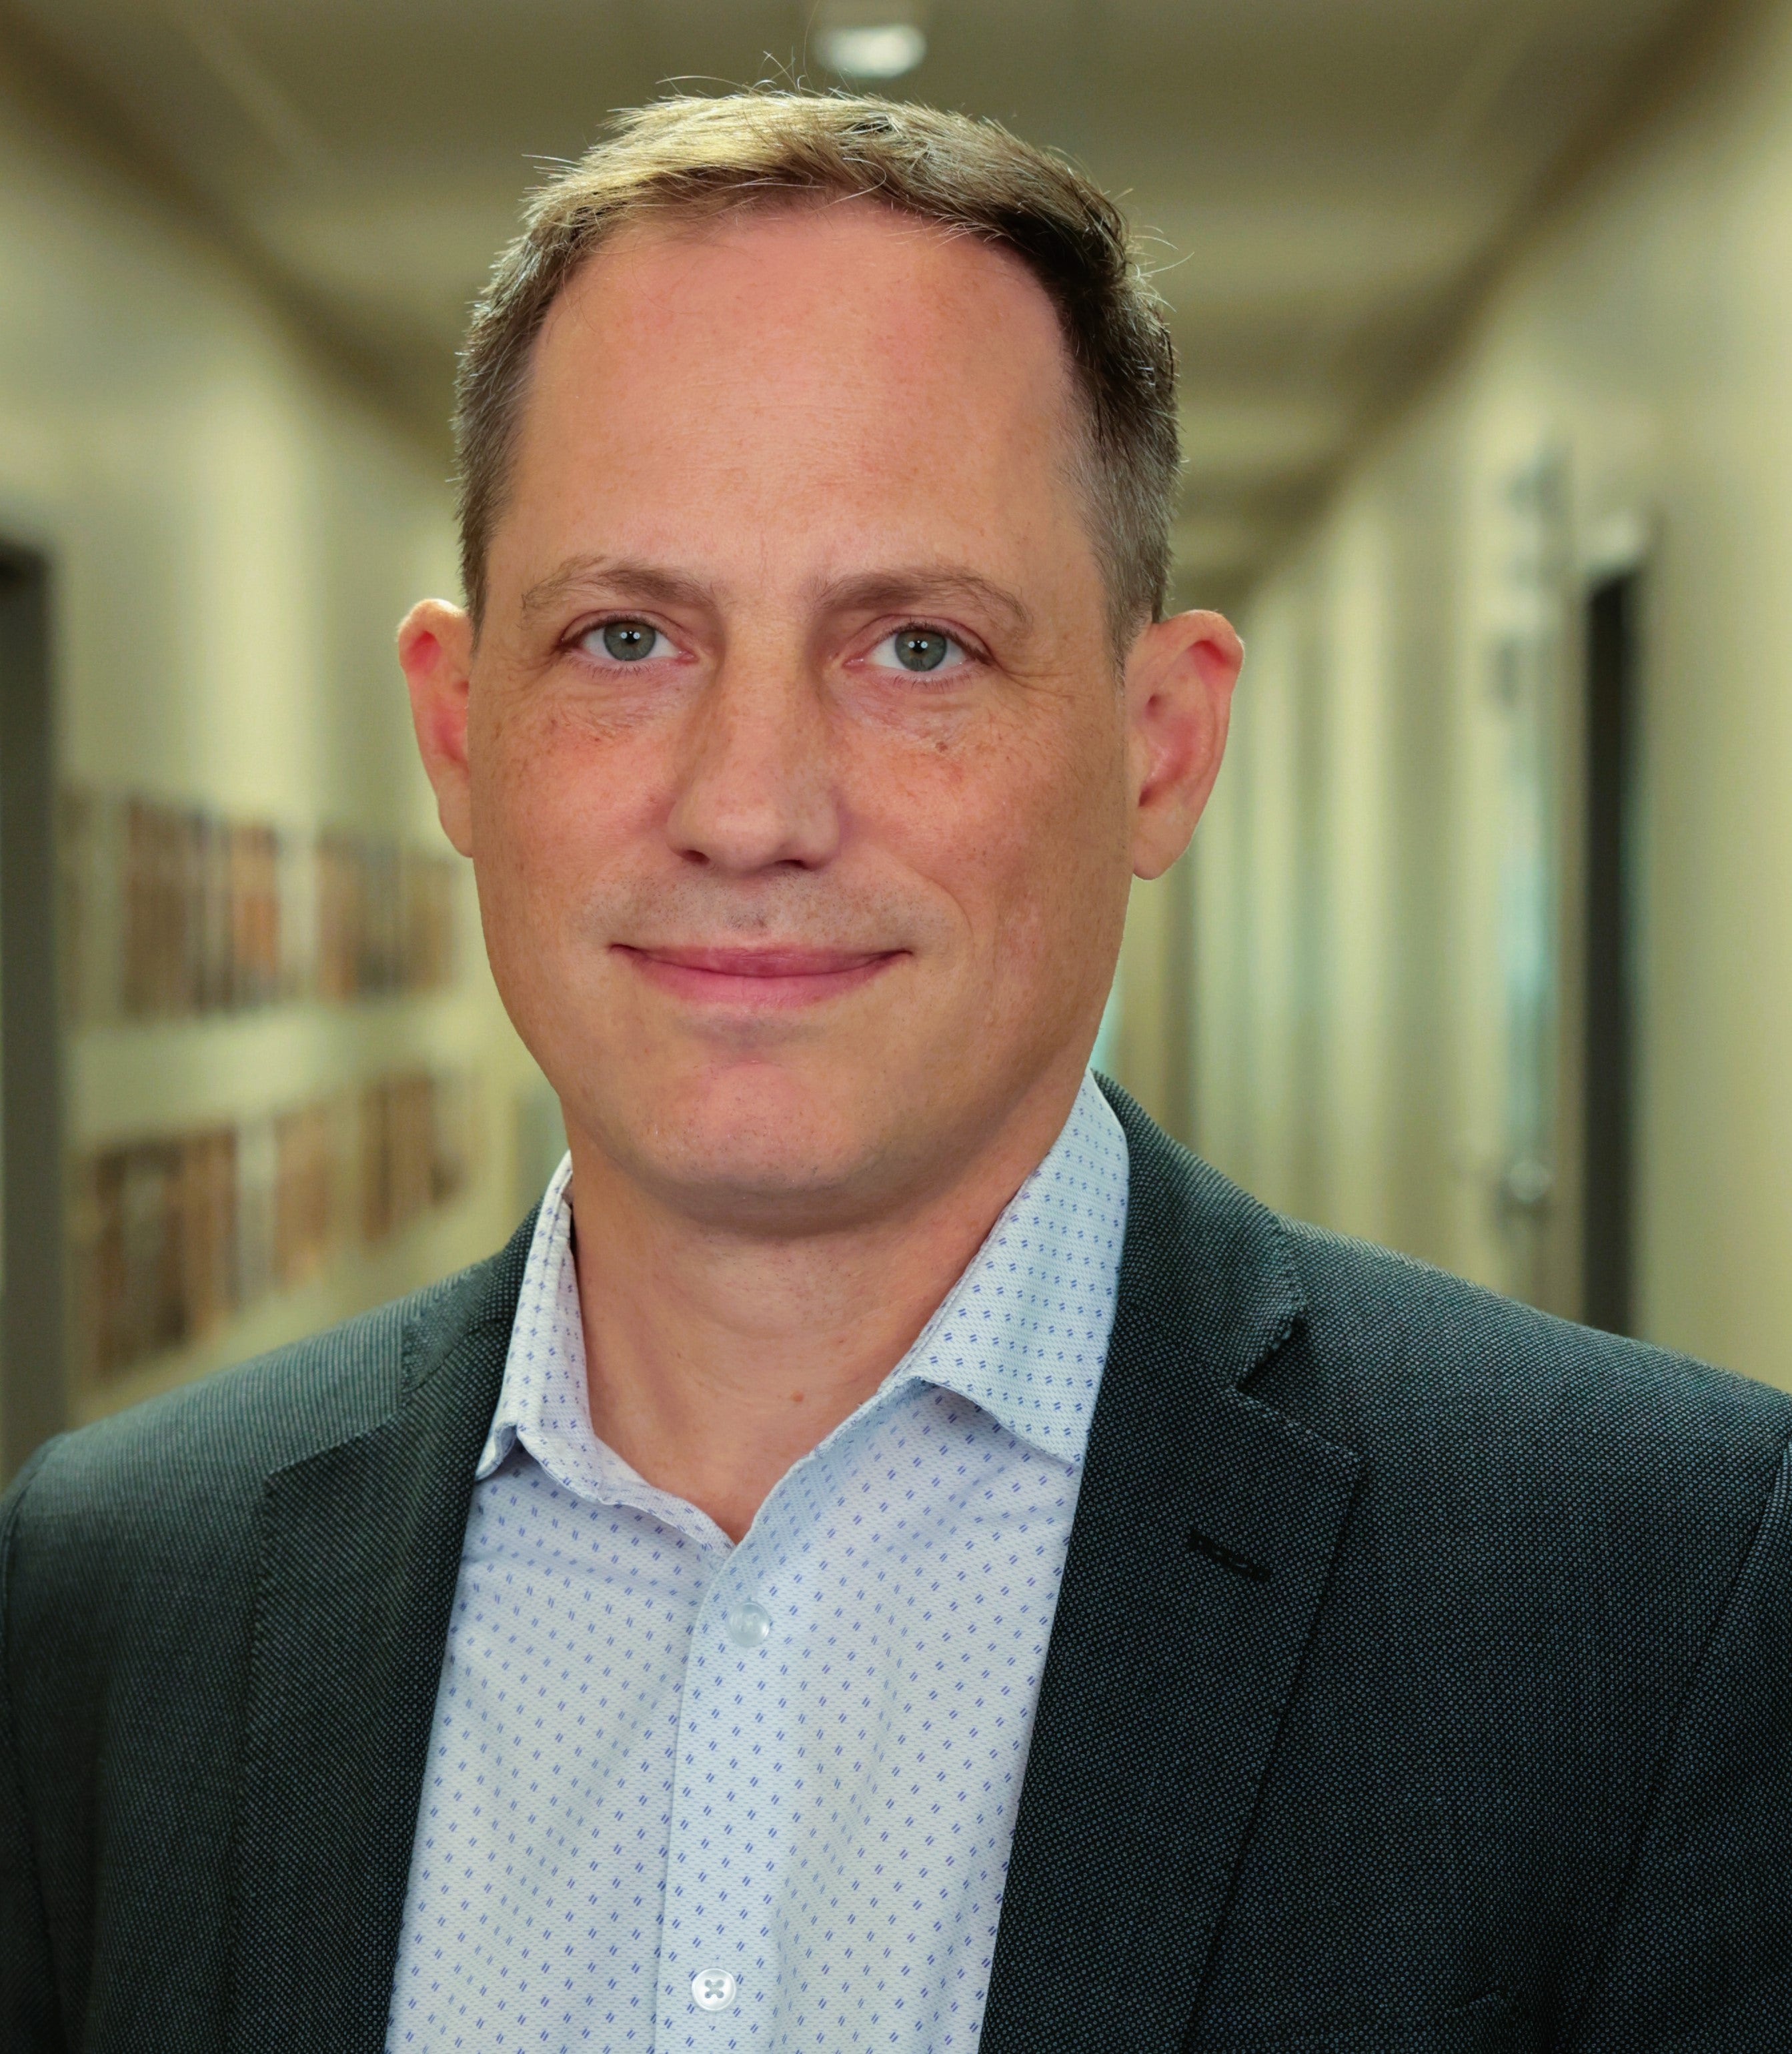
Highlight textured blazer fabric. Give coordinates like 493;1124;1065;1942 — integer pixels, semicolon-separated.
5;1081;1791;2052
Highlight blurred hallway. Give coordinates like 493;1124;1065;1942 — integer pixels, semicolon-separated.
0;0;1786;1476
1116;0;1792;1390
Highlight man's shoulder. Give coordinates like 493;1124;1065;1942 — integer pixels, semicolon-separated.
1271;1214;1792;1526
1;1245;509;1581
1104;1084;1792;1487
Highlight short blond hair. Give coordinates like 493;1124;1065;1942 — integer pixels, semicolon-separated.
456;91;1181;645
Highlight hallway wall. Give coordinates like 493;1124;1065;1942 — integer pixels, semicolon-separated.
1130;0;1792;1388
0;33;534;1458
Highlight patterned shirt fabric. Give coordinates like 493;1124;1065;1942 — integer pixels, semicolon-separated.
385;1071;1129;2054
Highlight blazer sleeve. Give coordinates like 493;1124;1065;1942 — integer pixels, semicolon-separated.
1;1447;65;2054
1567;1438;1792;2050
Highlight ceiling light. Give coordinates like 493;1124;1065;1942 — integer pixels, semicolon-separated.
816;22;927;80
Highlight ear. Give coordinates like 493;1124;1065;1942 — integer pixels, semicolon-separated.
1123;608;1243;881
398;599;476;857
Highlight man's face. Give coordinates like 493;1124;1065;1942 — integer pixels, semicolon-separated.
405;202;1235;1231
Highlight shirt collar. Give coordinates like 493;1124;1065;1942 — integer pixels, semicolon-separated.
874;1071;1127;1463
479;1070;1130;1496
475;1145;614;1494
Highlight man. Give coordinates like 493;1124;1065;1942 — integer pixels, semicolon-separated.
3;91;1789;2054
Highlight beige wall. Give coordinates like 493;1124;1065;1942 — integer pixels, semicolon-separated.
0;36;536;1446
1118;0;1792;1388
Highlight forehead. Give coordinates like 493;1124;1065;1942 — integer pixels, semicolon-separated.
539;197;1075;416
498;201;1089;586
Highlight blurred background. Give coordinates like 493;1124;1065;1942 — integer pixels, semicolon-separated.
0;0;1784;1480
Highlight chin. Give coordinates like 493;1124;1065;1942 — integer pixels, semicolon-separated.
602;1056;900;1219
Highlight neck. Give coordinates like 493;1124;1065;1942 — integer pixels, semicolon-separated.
566;1073;1086;1543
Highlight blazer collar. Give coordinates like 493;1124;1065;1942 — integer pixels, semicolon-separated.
979;1080;1363;2054
227;1211;536;2053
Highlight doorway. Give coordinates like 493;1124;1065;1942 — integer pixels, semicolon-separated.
1581;569;1641;1336
0;546;65;1482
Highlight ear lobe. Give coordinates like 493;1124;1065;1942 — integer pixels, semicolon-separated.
1126;608;1242;881
397;599;476;857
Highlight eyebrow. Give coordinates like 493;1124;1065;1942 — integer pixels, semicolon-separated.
519;556;714;623
814;566;1035;640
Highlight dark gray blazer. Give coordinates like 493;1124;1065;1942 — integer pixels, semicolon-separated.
5;1083;1791;2051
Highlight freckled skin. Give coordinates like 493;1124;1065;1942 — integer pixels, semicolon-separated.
400;201;1240;1535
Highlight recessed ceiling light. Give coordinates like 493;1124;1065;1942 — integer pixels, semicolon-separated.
815;22;928;81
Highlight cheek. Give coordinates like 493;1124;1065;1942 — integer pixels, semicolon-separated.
470;695;663;895
858;711;1126;972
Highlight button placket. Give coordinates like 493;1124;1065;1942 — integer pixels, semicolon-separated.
657;1531;789;2047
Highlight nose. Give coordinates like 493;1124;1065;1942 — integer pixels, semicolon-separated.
666;648;842;874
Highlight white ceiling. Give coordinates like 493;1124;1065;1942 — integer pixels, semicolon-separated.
6;0;1705;602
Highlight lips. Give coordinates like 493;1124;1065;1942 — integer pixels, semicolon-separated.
632;946;886;977
614;943;902;1007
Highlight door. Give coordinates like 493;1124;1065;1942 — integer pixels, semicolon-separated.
0;546;65;1482
1581;569;1641;1336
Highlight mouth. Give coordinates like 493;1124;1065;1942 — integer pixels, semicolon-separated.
614;943;904;1009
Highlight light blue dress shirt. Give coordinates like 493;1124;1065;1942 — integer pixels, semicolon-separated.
386;1073;1128;2053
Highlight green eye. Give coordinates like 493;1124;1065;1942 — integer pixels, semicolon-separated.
600;620;658;661
894;629;950;672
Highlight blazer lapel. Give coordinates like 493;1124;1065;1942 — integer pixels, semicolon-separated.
980;1087;1363;2054
227;1219;532;2052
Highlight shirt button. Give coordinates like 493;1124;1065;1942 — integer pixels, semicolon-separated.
726;1600;772;1647
692;1968;738;2011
